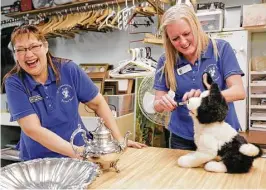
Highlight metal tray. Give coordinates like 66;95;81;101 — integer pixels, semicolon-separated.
0;157;100;189
1;148;21;161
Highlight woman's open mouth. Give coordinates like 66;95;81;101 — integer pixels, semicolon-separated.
26;60;38;68
182;44;190;49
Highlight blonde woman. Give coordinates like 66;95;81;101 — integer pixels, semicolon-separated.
3;25;146;161
153;4;245;150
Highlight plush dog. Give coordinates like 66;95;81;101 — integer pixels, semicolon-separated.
177;72;263;173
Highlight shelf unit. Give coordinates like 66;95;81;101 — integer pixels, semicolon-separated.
210;30;250;131
248;29;266;132
5;0;127;18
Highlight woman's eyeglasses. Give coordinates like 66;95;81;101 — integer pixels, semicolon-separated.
14;44;43;55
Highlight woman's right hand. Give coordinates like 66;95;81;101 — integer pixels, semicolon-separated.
72;145;85;160
154;93;177;112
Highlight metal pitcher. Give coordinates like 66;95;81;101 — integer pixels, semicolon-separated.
70;118;131;172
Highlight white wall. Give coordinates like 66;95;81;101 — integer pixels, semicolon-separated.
48;28;164;66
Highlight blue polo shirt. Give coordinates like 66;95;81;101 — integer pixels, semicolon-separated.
154;39;244;140
5;58;99;160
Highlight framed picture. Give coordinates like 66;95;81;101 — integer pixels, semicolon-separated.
92;79;105;94
80;63;109;94
104;81;119;95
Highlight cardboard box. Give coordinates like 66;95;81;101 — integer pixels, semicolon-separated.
243;3;266;27
224;6;241;28
251;56;266;71
115;113;135;141
78;103;95;117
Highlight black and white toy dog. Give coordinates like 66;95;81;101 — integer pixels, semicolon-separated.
177;73;263;173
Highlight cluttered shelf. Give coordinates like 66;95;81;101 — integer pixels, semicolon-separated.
5;0;126;18
5;0;164;19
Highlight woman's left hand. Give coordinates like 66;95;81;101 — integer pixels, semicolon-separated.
182;89;201;101
128;140;148;149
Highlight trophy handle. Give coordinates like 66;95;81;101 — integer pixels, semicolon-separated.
70;124;90;157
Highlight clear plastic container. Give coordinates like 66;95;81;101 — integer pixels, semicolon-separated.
196;9;224;32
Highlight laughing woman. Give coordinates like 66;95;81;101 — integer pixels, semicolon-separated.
3;25;146;161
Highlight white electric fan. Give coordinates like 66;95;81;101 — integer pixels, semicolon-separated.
137;74;174;127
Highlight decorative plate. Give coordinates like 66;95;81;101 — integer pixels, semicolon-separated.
0;157;100;189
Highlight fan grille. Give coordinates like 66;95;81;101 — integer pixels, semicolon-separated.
137;75;170;126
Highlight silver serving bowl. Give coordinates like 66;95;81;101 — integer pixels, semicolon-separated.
0;158;100;189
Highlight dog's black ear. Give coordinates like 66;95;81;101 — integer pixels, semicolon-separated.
209;83;223;101
210;83;220;95
202;72;213;90
197;83;228;124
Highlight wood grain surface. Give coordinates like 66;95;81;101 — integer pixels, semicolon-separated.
89;147;266;189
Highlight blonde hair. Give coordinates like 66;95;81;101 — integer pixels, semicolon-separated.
160;4;218;91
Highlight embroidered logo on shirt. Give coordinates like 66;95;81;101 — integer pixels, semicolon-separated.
204;64;220;81
57;84;74;103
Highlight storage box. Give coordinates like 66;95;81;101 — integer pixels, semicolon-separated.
21;0;33;12
196;9;224;32
224;6;242;28
243;3;266;27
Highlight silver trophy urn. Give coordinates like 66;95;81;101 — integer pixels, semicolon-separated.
70;118;131;172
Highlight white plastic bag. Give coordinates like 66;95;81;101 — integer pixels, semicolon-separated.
32;0;54;9
54;0;76;5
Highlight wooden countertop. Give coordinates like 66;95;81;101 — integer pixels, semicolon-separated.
90;147;266;189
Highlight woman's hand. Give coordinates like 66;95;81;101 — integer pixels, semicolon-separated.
154;93;177;112
127;140;147;149
72;145;85;160
182;89;201;101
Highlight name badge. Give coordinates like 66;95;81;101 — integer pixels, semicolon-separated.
29;95;43;103
177;64;192;75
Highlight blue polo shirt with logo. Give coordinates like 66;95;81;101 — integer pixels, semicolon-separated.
154;39;244;140
5;58;99;160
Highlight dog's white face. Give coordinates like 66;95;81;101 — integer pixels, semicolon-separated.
187;90;210;117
